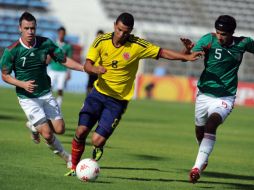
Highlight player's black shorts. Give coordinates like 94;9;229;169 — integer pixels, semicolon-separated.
78;88;128;138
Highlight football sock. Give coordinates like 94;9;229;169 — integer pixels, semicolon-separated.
193;133;216;171
71;137;85;170
47;135;64;153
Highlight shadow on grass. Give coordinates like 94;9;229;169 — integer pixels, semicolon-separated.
130;153;168;161
202;171;254;181
102;166;163;172
0;114;23;121
106;176;254;189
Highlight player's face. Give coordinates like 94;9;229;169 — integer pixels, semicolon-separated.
58;30;65;42
114;21;132;43
19;20;36;45
215;30;233;46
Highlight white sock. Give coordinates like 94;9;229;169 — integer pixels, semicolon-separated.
47;135;70;162
56;96;62;108
48;135;64;153
193;133;216;170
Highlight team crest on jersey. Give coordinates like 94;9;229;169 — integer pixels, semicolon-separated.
30;52;35;56
123;52;130;60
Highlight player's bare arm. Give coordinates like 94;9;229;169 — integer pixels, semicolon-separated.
83;59;107;75
159;48;203;61
1;71;37;93
61;57;84;72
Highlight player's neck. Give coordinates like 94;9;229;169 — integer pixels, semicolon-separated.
112;38;127;48
20;37;36;48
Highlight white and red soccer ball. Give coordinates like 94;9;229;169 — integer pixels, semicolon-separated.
76;158;100;182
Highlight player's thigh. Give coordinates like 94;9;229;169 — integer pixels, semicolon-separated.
78;89;104;129
18;97;47;126
195;93;210;126
207;96;235;123
42;93;63;121
96;97;128;139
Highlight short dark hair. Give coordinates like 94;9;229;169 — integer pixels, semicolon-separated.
215;15;236;33
19;11;36;26
57;26;66;33
97;29;104;35
116;12;134;28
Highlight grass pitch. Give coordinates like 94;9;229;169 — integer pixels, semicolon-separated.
0;87;253;190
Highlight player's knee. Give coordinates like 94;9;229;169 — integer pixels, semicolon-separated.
41;131;54;142
54;127;65;134
76;125;90;139
92;132;106;147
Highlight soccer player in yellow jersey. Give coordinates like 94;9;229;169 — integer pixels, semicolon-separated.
65;12;203;176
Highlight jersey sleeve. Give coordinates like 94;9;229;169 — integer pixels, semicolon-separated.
0;48;14;74
243;37;254;53
192;33;212;52
86;37;101;63
48;39;66;63
138;41;160;59
131;37;160;59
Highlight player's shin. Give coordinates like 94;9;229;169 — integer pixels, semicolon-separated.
71;136;85;170
47;135;71;165
193;133;216;171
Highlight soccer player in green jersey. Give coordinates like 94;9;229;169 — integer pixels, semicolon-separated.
48;26;73;108
0;12;84;168
181;15;254;183
65;12;203;176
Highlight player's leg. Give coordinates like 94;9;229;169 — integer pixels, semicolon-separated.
190;94;235;183
18;97;41;144
92;95;128;161
42;93;71;167
190;92;211;183
65;88;103;176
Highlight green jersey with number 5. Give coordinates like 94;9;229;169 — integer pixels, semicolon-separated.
192;33;254;97
0;36;65;98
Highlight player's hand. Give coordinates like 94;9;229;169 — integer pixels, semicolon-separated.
180;38;194;51
186;51;204;61
23;80;37;93
95;66;107;74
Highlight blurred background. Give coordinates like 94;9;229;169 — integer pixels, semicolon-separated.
0;0;254;105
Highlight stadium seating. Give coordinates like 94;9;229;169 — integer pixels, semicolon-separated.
100;0;254;81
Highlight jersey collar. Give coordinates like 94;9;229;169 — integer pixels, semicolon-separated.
19;37;37;49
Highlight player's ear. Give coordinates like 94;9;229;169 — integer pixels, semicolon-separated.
19;26;22;33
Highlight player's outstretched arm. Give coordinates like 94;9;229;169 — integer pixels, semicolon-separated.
83;59;107;75
62;57;84;72
159;48;203;61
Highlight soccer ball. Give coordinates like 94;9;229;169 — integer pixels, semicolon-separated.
76;158;100;182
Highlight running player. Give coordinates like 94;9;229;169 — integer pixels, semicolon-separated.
65;12;203;176
0;12;84;168
181;15;254;183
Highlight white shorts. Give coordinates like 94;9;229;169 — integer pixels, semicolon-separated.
48;70;67;90
195;92;235;126
18;92;63;126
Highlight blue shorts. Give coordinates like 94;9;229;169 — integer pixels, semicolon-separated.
78;88;128;139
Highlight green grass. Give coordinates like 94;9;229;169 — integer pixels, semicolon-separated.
0;87;254;190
